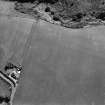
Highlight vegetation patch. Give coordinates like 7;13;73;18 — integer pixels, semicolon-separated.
3;0;105;28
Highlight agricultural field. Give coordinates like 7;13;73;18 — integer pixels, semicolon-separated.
13;20;105;105
0;0;105;105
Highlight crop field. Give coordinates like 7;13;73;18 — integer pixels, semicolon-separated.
12;20;105;105
0;1;105;105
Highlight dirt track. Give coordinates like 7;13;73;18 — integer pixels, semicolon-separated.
0;13;105;105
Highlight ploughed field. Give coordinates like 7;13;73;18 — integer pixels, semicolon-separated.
0;15;105;105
